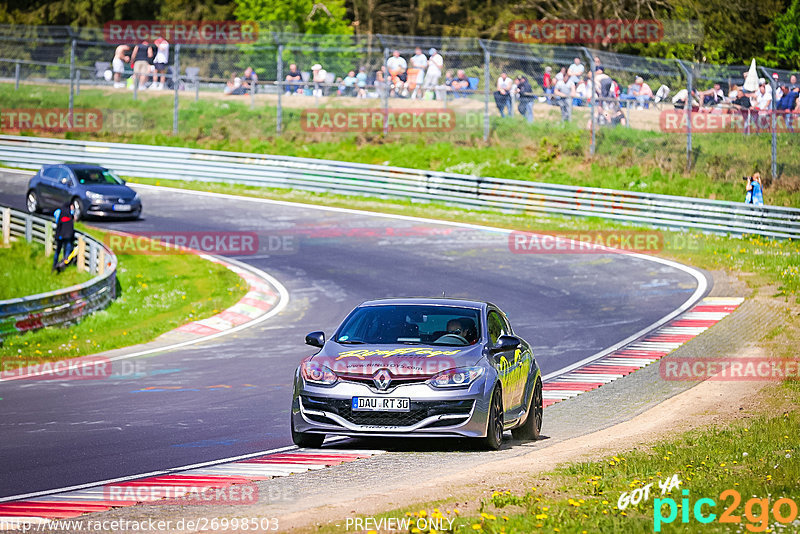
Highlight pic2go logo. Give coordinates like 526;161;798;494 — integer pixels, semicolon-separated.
654;489;799;532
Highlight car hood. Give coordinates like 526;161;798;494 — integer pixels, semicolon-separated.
310;342;485;377
83;184;136;198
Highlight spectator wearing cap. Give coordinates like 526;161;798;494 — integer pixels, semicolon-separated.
311;63;327;97
629;76;653;108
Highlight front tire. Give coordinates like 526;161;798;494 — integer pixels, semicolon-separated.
26;190;41;214
291;412;325;448
478;385;504;450
512;377;542;441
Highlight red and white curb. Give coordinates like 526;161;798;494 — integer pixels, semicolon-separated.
0;449;383;527
175;256;280;336
541;297;745;408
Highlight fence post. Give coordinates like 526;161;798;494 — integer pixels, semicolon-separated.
14;61;20;90
382;48;390;135
676;60;692;171
69;39;76;127
173;44;180;135
583;48;596;156
1;207;9;245
76;68;81;95
44;222;53;256
482;44;490;142
77;236;86;272
761;67;778;180
277;43;284;134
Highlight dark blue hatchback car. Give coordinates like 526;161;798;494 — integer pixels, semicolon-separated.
26;164;142;220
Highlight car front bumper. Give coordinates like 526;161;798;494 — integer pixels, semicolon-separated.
86;201;142;218
292;376;492;438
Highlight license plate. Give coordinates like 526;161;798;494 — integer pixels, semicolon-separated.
112;204;132;211
352;397;410;412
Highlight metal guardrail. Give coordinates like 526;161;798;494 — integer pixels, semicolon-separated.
0;135;798;239
0;205;117;340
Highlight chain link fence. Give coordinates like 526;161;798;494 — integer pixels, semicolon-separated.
0;24;798;182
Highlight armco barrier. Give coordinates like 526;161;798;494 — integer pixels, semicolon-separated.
0;205;117;339
0;135;798;239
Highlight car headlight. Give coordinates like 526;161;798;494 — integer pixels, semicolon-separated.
300;361;338;385
429;366;484;388
132;193;140;202
86;191;104;201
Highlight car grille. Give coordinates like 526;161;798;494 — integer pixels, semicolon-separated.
302;396;473;427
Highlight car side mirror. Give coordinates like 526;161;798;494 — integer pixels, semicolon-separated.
60;177;69;185
305;331;325;348
490;335;520;354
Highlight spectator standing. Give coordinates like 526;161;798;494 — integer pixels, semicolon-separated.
494;72;513;117
285;64;302;95
422;48;443;97
745;172;764;205
516;75;534;123
150;37;169;90
112;45;130;88
553;75;575;121
386;50;407;96
130;39;153;90
543;66;553;103
311;64;327;97
52;201;75;272
409;47;428;98
356;66;368;98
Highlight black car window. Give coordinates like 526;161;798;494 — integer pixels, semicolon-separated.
487;310;509;344
72;168;123;185
335;305;481;346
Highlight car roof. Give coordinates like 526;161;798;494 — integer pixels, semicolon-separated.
42;163;106;171
357;297;490;310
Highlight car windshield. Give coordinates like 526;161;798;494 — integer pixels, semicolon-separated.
72;168;123;185
335;305;481;346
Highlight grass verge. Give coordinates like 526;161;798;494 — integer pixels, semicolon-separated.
320;384;799;534
0;238;92;299
2;82;799;206
0;224;248;361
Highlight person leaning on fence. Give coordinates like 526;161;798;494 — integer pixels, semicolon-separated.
516;75;534;123
494;72;513;117
52;201;75;272
777;83;799;130
150;37;169;90
112;45;130;88
285;64;303;95
745;172;764;205
451;70;470;97
130;39;153;90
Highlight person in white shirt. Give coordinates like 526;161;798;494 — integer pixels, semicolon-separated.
494;72;513;117
755;83;773;110
386;50;407;96
408;47;428;98
422;48;443;98
311;64;327;97
151;38;169;90
567;58;584;84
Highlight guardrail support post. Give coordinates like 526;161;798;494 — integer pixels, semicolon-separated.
77;236;86;272
1;207;9;245
89;242;97;274
173;44;180;135
277;44;283;134
44;223;53;256
98;247;105;275
14;62;20;90
24;214;32;242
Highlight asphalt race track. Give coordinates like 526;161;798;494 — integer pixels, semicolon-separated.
0;170;708;499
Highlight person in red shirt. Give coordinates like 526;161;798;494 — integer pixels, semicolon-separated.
543;66;553;103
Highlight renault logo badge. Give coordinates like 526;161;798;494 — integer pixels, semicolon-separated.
372;369;392;390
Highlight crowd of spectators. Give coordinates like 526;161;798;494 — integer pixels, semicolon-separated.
111;38;172;90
